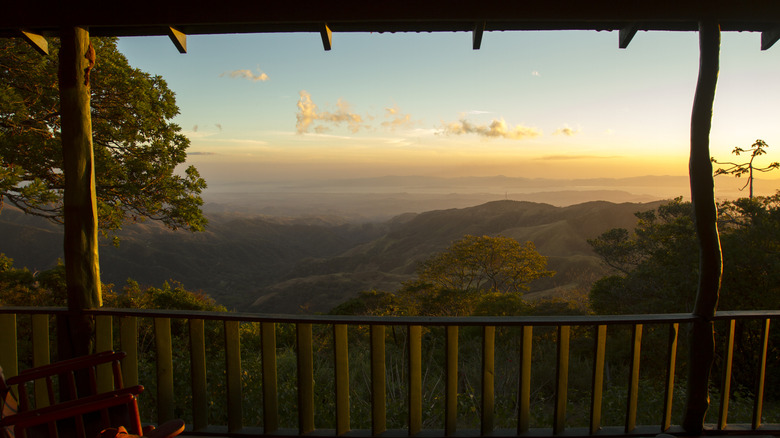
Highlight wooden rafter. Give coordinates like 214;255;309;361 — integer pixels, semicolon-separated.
619;24;638;49
321;23;332;51
761;27;780;50
473;21;485;50
19;29;48;55
167;27;187;53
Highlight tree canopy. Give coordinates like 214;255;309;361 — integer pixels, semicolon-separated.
588;195;780;314
0;253;224;311
0;37;206;234
331;234;557;316
417;234;554;294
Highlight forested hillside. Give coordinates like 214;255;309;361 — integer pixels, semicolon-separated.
0;199;665;312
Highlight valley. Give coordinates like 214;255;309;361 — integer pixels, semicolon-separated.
0;192;667;313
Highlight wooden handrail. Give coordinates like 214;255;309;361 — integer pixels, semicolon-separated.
0;307;777;438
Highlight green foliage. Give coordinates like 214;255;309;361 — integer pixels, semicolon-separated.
471;291;531;316
105;279;226;312
589;195;780;403
0;37;206;234
588;197;699;314
0;255;68;306
331;235;556;317
588;195;780;314
416;235;554;294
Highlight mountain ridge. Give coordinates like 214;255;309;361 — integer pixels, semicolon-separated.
0;198;666;313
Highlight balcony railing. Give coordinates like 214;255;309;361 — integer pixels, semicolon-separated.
0;307;777;437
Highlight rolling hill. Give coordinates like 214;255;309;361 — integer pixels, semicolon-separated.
0;199;666;313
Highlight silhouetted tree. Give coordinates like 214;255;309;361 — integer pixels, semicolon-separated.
711;139;779;199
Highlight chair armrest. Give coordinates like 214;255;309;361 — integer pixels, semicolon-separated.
0;386;144;429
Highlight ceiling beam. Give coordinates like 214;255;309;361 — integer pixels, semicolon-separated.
5;1;780;38
619;24;638;49
761;27;780;50
473;21;485;50
19;29;48;55
321;23;332;51
167;27;187;53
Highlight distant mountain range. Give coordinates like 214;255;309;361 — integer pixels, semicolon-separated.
0;198;666;313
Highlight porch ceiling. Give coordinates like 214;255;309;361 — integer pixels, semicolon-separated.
3;0;780;38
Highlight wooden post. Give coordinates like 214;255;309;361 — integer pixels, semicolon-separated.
683;21;722;434
58;26;101;360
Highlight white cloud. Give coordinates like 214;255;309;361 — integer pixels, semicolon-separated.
295;90;365;134
531;71;541;77
220;68;269;82
553;125;579;136
439;118;541;140
538;155;620;161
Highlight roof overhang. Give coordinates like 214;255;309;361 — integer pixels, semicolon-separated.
4;0;780;38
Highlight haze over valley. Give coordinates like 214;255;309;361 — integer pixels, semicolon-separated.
2;174;777;313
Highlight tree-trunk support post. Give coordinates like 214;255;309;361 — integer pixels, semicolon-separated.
683;20;723;434
58;25;101;361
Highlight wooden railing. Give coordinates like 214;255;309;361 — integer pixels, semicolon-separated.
0;307;777;437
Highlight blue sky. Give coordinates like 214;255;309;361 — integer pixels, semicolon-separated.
116;30;780;187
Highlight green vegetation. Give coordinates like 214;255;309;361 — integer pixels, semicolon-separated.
2;195;778;429
0;254;223;312
0;37;206;236
588;194;780;409
588;195;780;314
330;235;567;317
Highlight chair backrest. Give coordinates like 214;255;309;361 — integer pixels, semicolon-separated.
0;351;144;438
1;365;19;438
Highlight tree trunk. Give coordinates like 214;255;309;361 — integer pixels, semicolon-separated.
683;21;723;434
58;26;101;361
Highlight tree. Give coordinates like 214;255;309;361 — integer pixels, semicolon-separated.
0;37;206;234
589;195;780;401
400;235;554;316
711;139;780;199
416;235;554;294
588;198;700;314
329;235;554;317
588;195;780;314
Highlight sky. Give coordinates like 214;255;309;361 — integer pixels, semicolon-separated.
115;30;780;189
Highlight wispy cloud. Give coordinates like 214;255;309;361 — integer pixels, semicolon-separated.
439;118;541;140
187;151;217;155
538;155;620;161
220;68;269;82
381;105;415;131
553;125;579;136
531;71;541;77
205;138;269;145
296;91;419;134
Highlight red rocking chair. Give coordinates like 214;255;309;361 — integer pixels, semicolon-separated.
0;351;184;438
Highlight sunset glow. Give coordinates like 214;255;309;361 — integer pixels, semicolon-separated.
117;30;780;193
